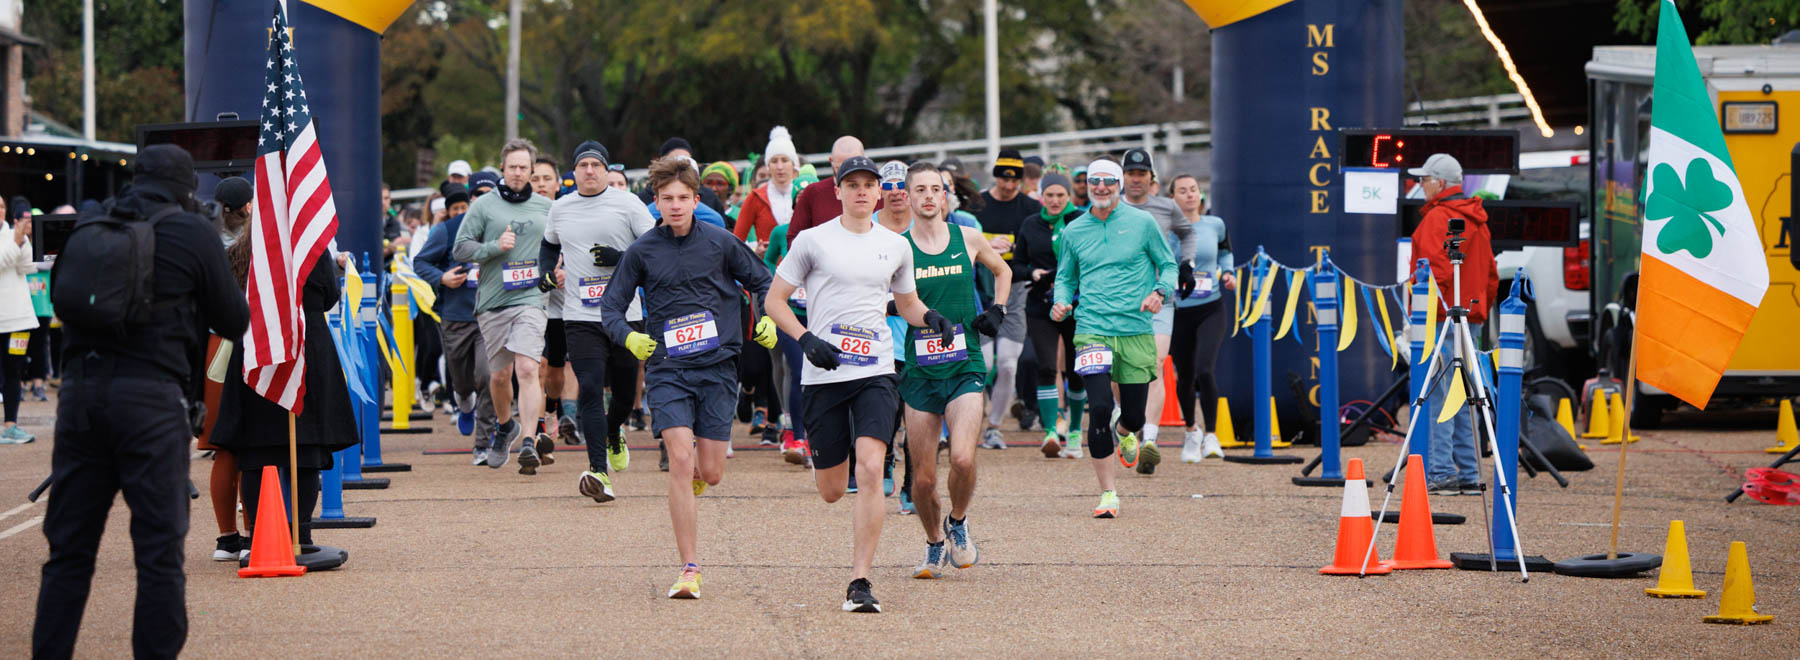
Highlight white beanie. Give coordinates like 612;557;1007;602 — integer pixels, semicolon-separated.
765;126;799;162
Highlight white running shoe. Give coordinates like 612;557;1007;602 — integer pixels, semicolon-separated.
1181;429;1203;463
1202;432;1224;458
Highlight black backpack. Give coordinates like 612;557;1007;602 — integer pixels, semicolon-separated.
51;205;181;330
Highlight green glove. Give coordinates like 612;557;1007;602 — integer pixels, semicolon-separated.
624;332;658;360
752;316;778;349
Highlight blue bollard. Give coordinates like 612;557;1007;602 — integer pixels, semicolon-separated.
1406;260;1433;459
1491;277;1527;560
1225;249;1301;465
344;254;390;489
316;288;377;526
1295;250;1348;485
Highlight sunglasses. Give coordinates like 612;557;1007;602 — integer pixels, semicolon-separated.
1087;176;1119;187
881;181;905;191
608;163;625;172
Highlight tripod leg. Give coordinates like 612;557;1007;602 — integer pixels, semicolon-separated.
1457;320;1530;581
1361;320;1456;576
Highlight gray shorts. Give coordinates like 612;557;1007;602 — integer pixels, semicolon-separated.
477;305;547;373
644;359;737;441
1000;281;1028;341
1152;304;1175;335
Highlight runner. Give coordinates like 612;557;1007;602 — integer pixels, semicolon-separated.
764;156;956;613
600;156;777;599
531;155;578;449
1120;148;1198;474
1051;158;1177;518
540;140;655;501
899;161;1011;578
1168;174;1235;462
974;150;1040;450
453;138;555;474
733;127;811;464
413;184;499;463
1011;171;1088;459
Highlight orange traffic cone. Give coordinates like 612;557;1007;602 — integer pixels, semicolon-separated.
238;465;306;578
1389;454;1452;569
1158;358;1184;427
1321;458;1392;575
1215;397;1245;448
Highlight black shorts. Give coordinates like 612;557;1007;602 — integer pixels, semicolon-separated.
802;374;899;470
544;318;567;368
563;319;642;363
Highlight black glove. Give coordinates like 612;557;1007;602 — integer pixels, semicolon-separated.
972;303;1005;337
885;299;899;317
536;268;560;292
592;244;623;267
798;331;841;370
1177;261;1196;299
922;309;957;340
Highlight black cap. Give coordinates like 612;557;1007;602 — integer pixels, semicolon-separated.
1121;147;1154;172
992;149;1024;179
659;137;693;157
468;171;500;193
572;140;609;168
442;183;470;207
1023;155;1045;167
940;156;965;174
135;144;198;190
214;176;254;209
834;156;880;185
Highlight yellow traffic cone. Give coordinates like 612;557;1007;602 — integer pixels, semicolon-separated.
1555;398;1577;439
1269;397;1292;448
1645;520;1705;598
1765;399;1797;454
1601;391;1640;445
1702;541;1773;624
1580;391;1610;439
1215;397;1245;448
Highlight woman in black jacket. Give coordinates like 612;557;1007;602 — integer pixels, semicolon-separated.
210;242;358;549
1010;173;1088;459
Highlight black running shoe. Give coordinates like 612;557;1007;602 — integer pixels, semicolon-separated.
842;578;880;613
737;390;754;423
559;416;581;446
535;433;556;466
213;533;244;561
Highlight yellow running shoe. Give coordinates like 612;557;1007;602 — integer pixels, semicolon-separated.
1093;490;1120;518
668;564;701;599
692;479;707;496
608;436;630;472
1116;431;1139;469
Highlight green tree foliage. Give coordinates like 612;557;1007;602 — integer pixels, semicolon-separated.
1404;0;1513;102
1615;0;1800;45
22;0;185;143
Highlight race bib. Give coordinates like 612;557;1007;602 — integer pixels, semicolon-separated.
6;332;26;356
829;323;879;367
789;286;807;309
1190;270;1216;299
502;260;538;290
465;263;480;288
913;324;967;366
663;311;721;357
1073;343;1113;376
578;273;610;307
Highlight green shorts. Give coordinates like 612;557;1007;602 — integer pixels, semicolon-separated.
900;371;986;415
1072;333;1158;385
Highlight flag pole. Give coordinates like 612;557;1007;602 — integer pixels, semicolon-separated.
1607;323;1642;560
288;413;298;557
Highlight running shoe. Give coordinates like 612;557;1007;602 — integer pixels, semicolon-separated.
693;479;708;496
1428;480;1467;497
32;383;47;401
1093;490;1120;518
631;408;647;431
457;409;475;436
980;427;1006;450
749;409;767;435
668;564;702;599
1136;436;1161;474
781;434;807;465
1060;436;1083;459
578;470;615;503
609;435;630;472
488;420;521;469
883;453;895;497
1461;481;1485;497
535;433;556;466
472;448;488;466
760;426;781;447
1020;407;1039;432
737;391;754;424
0;425;35;444
1181;429;1202;463
1202;432;1224;459
847;470;859;494
943;516;979;568
517;433;543;475
558;415;581;446
898;490;915;515
213;533;245;562
912;542;949;579
843;578;881;613
1040;431;1063;458
1116;430;1139;469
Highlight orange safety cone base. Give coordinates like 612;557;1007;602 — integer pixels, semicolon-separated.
238;465;307;578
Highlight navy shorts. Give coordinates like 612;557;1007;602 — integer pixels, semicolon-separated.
802;374;899;470
644;359;737;441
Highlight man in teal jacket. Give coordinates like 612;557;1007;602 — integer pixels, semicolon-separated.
1051;158;1176;518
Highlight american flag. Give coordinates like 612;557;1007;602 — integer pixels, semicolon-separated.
243;2;337;413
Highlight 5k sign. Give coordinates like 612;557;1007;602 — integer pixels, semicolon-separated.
1634;0;1771;408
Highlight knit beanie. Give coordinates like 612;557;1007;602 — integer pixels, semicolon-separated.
764;126;799;163
702;161;739;188
1039;172;1072;197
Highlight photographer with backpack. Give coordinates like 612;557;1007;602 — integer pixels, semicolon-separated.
33;145;249;660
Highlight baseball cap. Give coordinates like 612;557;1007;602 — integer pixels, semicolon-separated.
1121;147;1154;172
213;176;253;209
940;156;965;175
447;160;472;177
1406;153;1463;183
879;160;909;184
992;149;1024;179
835;156;880;184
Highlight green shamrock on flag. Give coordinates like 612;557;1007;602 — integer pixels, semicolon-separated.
1644;158;1732;259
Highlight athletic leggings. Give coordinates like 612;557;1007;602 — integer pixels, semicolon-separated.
241;466;321;546
1026;314;1086;394
1081;376;1149;459
1;351;24;423
1171;302;1229;431
572;347;642;474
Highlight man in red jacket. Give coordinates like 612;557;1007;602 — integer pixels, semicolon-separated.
1406;153;1497;495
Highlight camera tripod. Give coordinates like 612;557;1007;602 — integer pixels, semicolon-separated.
1360;223;1531;580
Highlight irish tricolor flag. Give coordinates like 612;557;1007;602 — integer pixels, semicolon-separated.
1636;0;1771;409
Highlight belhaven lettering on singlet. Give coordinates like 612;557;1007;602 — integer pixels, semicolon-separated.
915;263;965;280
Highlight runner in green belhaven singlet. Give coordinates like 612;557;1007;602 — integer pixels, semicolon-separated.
896;162;1012;579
